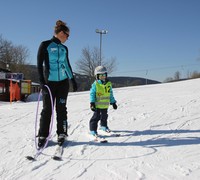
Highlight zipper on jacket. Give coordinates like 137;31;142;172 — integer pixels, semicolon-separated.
57;45;60;81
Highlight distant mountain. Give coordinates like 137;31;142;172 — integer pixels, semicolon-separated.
109;76;160;88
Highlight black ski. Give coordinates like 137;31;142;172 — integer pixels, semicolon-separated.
26;141;66;161
26;148;43;161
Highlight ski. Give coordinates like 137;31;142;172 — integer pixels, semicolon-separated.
88;133;108;143
26;148;43;161
26;141;66;161
26;155;37;161
98;130;120;137
94;136;108;143
52;144;63;161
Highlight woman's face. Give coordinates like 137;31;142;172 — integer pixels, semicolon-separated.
56;31;70;43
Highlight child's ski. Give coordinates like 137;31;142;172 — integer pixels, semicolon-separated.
98;130;120;137
88;133;108;143
93;136;108;143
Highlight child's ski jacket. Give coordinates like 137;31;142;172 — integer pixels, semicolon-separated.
90;79;116;109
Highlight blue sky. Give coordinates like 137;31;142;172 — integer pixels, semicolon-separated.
0;0;200;82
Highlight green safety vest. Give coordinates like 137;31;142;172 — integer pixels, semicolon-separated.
95;81;111;109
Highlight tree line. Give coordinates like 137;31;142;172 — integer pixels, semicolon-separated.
164;70;200;83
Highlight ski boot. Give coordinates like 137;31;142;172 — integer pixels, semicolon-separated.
99;126;111;133
38;136;47;148
57;134;67;146
90;131;98;137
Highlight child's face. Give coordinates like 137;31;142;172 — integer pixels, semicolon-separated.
98;73;107;81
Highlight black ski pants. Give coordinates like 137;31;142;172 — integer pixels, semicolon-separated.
39;79;69;137
89;108;108;131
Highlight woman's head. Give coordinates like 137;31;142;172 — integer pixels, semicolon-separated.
54;20;70;43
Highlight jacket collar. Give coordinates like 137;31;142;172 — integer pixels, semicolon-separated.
51;36;61;44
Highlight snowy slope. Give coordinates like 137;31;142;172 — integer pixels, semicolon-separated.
0;78;200;180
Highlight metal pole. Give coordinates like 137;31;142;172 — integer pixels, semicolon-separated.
100;33;102;65
96;29;108;66
146;70;148;85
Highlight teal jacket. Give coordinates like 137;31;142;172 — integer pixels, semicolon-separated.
37;36;74;84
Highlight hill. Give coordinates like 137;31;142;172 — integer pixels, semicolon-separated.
0;78;200;179
109;76;160;87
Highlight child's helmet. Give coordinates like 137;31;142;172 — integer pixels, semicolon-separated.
94;66;107;80
94;66;107;75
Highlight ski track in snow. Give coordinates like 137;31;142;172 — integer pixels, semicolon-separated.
1;79;200;179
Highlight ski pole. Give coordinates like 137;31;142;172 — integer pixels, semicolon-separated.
26;85;54;160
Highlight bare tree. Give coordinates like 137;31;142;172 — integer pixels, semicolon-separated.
10;45;30;73
75;47;97;77
0;35;29;74
163;77;174;83
190;71;200;79
174;71;181;80
0;35;13;69
75;46;117;83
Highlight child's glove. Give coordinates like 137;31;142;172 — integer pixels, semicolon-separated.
90;102;96;111
112;103;117;110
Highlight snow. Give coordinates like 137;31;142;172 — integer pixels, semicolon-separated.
1;78;200;180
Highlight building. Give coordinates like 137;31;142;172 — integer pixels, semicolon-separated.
0;68;40;102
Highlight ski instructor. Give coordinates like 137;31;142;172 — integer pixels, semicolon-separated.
37;20;77;148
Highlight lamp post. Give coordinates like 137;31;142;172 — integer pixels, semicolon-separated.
145;70;148;85
95;29;108;65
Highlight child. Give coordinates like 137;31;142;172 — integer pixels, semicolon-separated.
89;66;117;137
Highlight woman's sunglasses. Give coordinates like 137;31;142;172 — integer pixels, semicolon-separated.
63;31;69;37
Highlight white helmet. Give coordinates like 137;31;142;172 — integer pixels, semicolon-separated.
94;66;107;76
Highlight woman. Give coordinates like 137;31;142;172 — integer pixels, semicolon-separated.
37;20;77;148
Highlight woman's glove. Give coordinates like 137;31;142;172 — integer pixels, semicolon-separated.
71;78;78;92
40;83;47;92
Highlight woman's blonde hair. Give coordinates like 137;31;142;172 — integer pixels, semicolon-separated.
54;20;70;34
